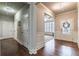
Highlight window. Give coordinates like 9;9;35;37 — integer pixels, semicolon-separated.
44;13;54;32
61;20;71;34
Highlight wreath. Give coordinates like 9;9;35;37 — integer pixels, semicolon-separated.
63;21;70;29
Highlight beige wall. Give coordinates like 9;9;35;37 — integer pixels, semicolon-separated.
55;10;78;42
36;3;55;50
78;3;79;47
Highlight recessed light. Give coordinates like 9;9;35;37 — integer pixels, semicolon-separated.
52;3;72;10
3;7;16;13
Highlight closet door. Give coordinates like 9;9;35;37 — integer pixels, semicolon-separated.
2;20;8;38
7;21;14;38
2;20;14;38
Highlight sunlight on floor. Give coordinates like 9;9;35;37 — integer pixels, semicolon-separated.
44;35;54;43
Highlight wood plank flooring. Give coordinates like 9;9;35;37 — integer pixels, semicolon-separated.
0;38;79;56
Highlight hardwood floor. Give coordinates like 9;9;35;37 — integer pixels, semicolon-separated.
0;38;79;56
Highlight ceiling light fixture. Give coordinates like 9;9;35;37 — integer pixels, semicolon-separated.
3;7;16;13
52;2;71;10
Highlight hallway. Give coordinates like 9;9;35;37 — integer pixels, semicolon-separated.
0;37;79;56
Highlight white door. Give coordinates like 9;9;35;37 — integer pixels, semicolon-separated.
2;20;14;38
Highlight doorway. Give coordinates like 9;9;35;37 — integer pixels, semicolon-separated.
44;13;55;43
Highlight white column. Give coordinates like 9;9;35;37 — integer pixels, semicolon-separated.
28;3;37;54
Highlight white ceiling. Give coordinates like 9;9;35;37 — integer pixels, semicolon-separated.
0;2;28;16
42;2;77;15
